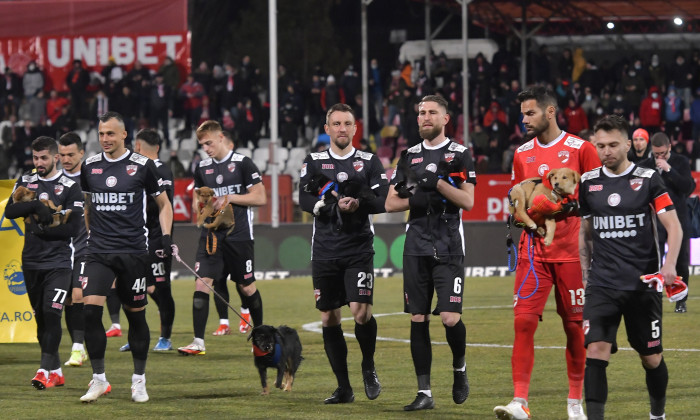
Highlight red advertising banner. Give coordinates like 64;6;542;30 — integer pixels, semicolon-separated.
0;0;189;92
462;174;513;222
173;178;195;223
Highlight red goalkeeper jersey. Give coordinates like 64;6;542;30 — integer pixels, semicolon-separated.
511;131;600;262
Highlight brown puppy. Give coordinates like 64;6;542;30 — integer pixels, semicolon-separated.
508;167;580;246
195;186;235;234
12;185;70;228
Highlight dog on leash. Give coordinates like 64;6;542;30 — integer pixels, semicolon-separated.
508;167;580;246
248;325;303;395
12;185;70;228
195;186;235;234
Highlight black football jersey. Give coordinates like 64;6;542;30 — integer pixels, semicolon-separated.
63;170;88;258
390;139;477;256
80;150;164;253
146;159;174;241
299;148;389;260
580;164;675;291
9;172;83;269
193;150;263;241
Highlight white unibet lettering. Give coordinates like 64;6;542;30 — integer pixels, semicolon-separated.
635;213;645;226
74;37;97;66
487;197;502;214
159;35;182;59
137;36;158;65
112;37;135;64
0;54;5;72
615;216;625;229
47;39;71;67
98;38;109;66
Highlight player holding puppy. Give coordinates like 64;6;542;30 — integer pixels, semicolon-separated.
299;103;388;404
494;87;599;420
5;136;83;390
178;120;266;356
579;115;682;420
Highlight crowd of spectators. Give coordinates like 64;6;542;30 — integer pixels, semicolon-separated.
3;46;700;180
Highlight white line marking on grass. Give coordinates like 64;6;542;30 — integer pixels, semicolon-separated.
301;307;700;352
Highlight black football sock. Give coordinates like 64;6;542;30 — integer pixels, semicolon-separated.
585;358;609;420
154;285;175;339
40;312;62;370
68;302;85;344
645;358;668;417
193;291;209;340
65;304;76;343
355;316;377;371
246;290;263;327
83;304;106;374
106;291;121;325
410;321;432;390
323;325;350;389
444;319;466;369
214;277;230;320
124;309;149;375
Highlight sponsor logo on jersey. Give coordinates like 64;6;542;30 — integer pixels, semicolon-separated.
4;259;27;296
526;156;536;163
648;339;660;348
426;163;437;173
314;288;321;301
589;184;603;192
411;157;423;164
607;193;621;207
244;273;253;280
39;192;49;201
252;173;260;179
126;165;138;176
449;296;461;303
27;183;38;189
228;163;236;173
91;168;102;174
205;169;214;175
74;201;83;207
359;289;372;296
558;150;570;163
52;302;63;310
322;163;334;170
444;153;455;162
469;171;476;178
564;137;584;149
337;171;348;182
216;174;223;184
106;176;117;187
538;163;549;176
630;178;643;191
301;163;307;177
353;160;364;172
54;185;64;195
134;294;146;301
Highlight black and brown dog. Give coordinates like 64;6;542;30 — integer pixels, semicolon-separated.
248;325;303;395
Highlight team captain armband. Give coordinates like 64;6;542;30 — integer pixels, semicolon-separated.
652;192;674;213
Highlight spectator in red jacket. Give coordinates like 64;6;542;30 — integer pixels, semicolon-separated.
563;98;588;136
639;85;663;133
482;101;507;128
179;74;205;132
45;90;69;123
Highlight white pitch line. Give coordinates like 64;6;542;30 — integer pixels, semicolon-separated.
301;307;700;352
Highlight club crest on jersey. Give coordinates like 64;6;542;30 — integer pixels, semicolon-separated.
106;176;117;187
126;165;138;176
337;171;348;182
228;163;236;173
80;276;88;289
444;153;455;162
589;184;603;192
558;150;570;163
582;319;590;335
322;163;334;170
411;157;423;164
205;169;214;175
607;193;621;207
54;185;64;195
630;178;643;191
537;164;550;177
300;162;307;177
314;288;321;302
194;262;200;272
91;168;102;174
526;156;536;163
39;192;49;201
353;160;364;172
426;163;437;173
216;174;223;184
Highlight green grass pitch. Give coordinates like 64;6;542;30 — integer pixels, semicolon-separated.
1;275;698;419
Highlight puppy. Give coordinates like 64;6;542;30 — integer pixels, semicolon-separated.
195;186;235;235
12;185;69;228
508;167;580;246
248;325;303;395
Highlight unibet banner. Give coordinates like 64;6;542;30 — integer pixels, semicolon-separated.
0;179;36;343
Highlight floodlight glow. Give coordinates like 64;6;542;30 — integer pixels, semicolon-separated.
674;17;683;26
606;22;615;29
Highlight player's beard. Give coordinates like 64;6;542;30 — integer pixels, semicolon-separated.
36;161;54;177
333;136;351;150
523;116;549;142
419;124;442;141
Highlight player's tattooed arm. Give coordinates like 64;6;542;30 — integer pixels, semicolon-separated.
83;193;91;232
579;217;593;287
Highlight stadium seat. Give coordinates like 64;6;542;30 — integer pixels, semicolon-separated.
236;147;253;159
258;138;271;149
252;147;269;173
284;147;308;176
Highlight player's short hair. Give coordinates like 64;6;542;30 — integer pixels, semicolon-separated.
593;114;629;137
325;103;355;125
196;120;223;140
98;111;125;127
135;128;162;147
650;132;671;147
32;136;58;154
58;132;84;151
419;95;449;112
517;87;558;111
222;130;234;146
